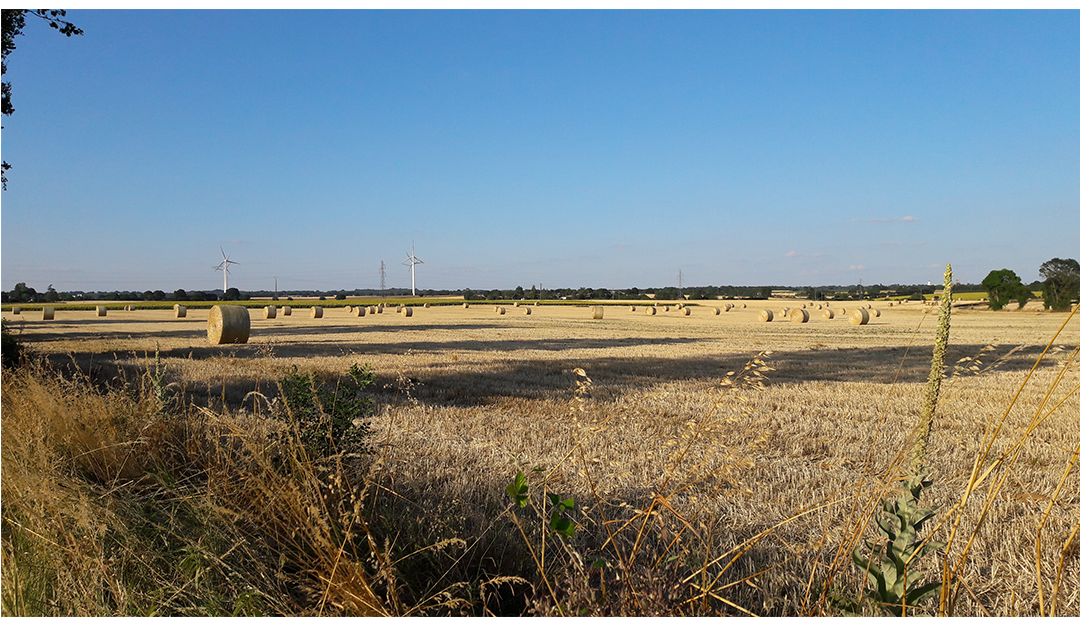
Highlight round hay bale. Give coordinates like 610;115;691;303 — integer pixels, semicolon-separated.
123;305;130;312
676;303;684;309
401;307;413;317
801;303;807;309
849;308;870;326
498;307;506;315
395;305;403;313
424;303;431;308
663;306;670;312
816;304;822;309
354;306;366;317
758;309;774;322
839;308;847;315
264;305;277;319
724;303;733;311
741;303;747;308
646;307;656;315
344;305;353;313
790;308;809;323
824;302;829;307
888;302;894;307
282;306;292;316
175;305;187;318
866;303;873;309
368;306;377;314
682;307;691;316
713;307;721;315
42;306;55;320
11;306;21;315
207;305;250;344
514;302;520;307
523;307;532;315
821;309;834;319
872;308;881;317
629;305;636;312
96;305;107;317
592;306;604;319
310;306;323;319
463;302;470;309
493;306;500;313
377;305;384;313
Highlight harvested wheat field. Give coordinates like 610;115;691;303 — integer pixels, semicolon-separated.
2;299;1077;616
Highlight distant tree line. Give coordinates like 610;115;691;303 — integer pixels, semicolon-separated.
6;258;1077;310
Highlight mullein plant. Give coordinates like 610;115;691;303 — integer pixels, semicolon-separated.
850;265;952;616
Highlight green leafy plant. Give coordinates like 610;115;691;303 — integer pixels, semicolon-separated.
851;470;945;615
278;363;375;459
506;469;576;540
546;493;576;540
848;264;952;616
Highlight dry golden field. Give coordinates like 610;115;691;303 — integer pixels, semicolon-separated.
2;299;1077;616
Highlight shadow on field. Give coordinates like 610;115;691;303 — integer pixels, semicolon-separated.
41;341;1053;413
404;343;1049;407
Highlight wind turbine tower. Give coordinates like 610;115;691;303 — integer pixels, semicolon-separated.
214;247;240;293
380;261;386;293
402;244;424;297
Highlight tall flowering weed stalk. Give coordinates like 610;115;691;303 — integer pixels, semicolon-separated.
851;264;951;616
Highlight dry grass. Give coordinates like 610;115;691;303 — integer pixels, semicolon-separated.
2;300;1077;615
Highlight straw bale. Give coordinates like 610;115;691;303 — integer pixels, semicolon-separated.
310;306;323;319
758;309;774;322
354;306;366;317
871;308;881;317
207;305;250;344
401;307;413;317
849;308;870;326
282;306;292;316
11;306;20;314
646;307;656;315
682;307;691;316
790;308;809;323
424;303;431;308
463;303;470;309
42;306;55;320
175;305;187;318
592;306;604;319
96;306;107;317
713;307;721;315
264;305;277;319
498;307;506;315
524;307;532;315
629;305;636;312
821;309;834;319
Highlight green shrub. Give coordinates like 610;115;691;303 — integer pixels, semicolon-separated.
277;363;375;459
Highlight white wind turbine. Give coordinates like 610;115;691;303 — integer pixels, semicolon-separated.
214;247;240;293
402;243;424;296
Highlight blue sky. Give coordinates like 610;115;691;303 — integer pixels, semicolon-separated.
2;10;1077;293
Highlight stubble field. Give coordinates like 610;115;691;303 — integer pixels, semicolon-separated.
2;299;1077;616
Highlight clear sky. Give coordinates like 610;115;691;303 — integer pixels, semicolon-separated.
2;10;1077;293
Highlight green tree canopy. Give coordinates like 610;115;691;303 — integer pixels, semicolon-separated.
981;268;1023;310
1039;258;1080;312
